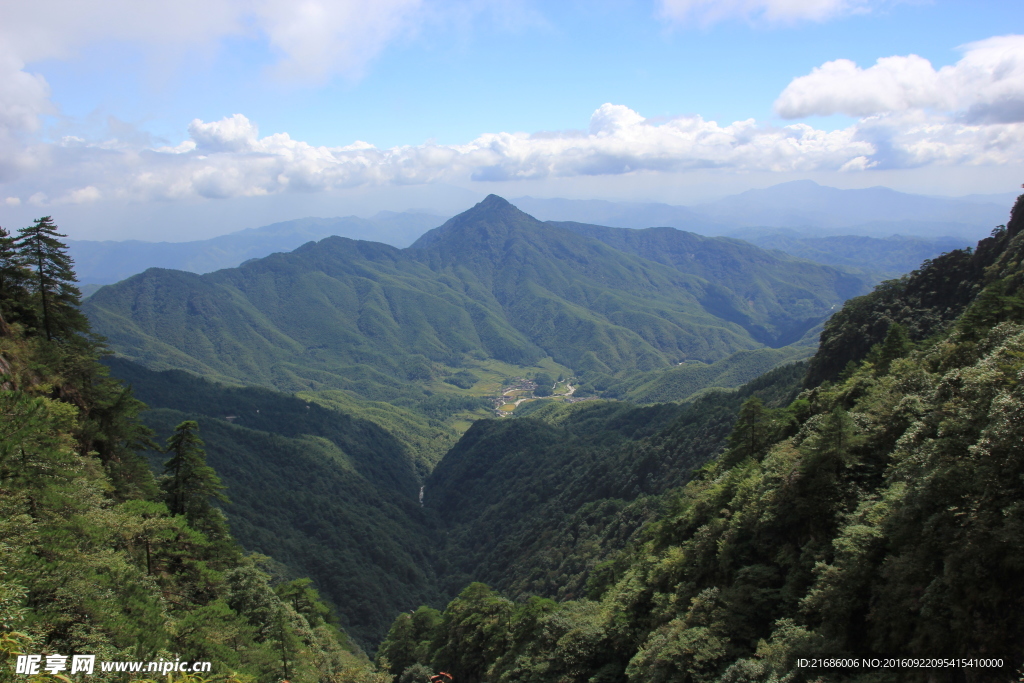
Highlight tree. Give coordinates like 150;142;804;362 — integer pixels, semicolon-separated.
0;226;33;330
15;217;87;341
161;421;229;536
867;321;912;375
721;397;770;467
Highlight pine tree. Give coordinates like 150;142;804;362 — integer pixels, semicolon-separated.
15;217;87;341
161;421;229;536
867;321;912;374
0;226;34;330
722;396;770;466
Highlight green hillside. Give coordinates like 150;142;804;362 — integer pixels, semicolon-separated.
104;357;453;647
422;363;805;605
548;221;865;346
0;243;387;682
605;345;814;404
736;231;970;279
84;196;871;403
377;194;1024;682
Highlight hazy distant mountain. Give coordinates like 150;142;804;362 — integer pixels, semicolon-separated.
71;182;1007;287
68;210;445;285
510;196;728;233
690;180;1006;238
516;181;1007;240
945;191;1020;206
725;230;971;278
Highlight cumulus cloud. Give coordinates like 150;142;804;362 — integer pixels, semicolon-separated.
189;114;261;153
6;99;1024;208
0;51;53;182
0;106;882;204
0;0;430;154
657;0;872;25
776;35;1024;122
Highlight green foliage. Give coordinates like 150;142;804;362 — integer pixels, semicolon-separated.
162;421;229;538
442;370;478;389
0;226;35;332
137;406;443;649
550;220;870;346
804;215;1015;387
382;193;1024;683
15;217;88;342
424;363;805;605
606;347;813;404
84;196;867;404
864;321;912;375
0;236;380;683
375;607;442;676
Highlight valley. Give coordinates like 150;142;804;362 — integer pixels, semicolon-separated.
77;195;870;648
5;3;1024;680
4;190;1023;683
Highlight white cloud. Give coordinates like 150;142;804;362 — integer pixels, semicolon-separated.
0;0;246;66
0;0;434;150
59;186;101;204
4;101;1024;212
254;0;423;83
2;107;882;204
9;100;1024;208
776;35;1024;122
657;0;872;26
0;51;53;182
189;114;261;153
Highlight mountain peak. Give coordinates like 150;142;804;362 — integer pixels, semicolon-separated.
479;194;514;209
409;195;539;249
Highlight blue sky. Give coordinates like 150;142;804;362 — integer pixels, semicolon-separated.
2;0;1024;239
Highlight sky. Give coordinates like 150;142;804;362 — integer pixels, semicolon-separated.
1;0;1024;240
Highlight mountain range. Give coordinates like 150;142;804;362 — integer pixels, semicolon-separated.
17;177;1021;670
84;195;870;405
514;180;1009;237
69;211;444;285
70;181;997;289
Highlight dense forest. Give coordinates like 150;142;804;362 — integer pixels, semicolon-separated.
0;219;390;682
5;189;1024;683
377;196;1024;682
81;197;870;404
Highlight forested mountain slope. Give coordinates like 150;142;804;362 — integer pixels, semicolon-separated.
376;193;1024;682
103;357;451;647
423;363;805;604
736;232;970;279
547;221;863;347
0;227;387;682
84;196;870;402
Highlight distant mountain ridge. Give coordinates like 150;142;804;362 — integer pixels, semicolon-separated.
730;230;971;278
515;180;1006;239
69;211;444;284
70;181;1001;288
84;195;870;402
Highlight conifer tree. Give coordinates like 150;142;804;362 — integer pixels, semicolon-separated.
162;421;229;536
723;396;769;465
868;321;912;374
0;226;33;329
15;217;87;341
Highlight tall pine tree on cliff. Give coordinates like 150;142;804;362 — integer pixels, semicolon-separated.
15;216;87;341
